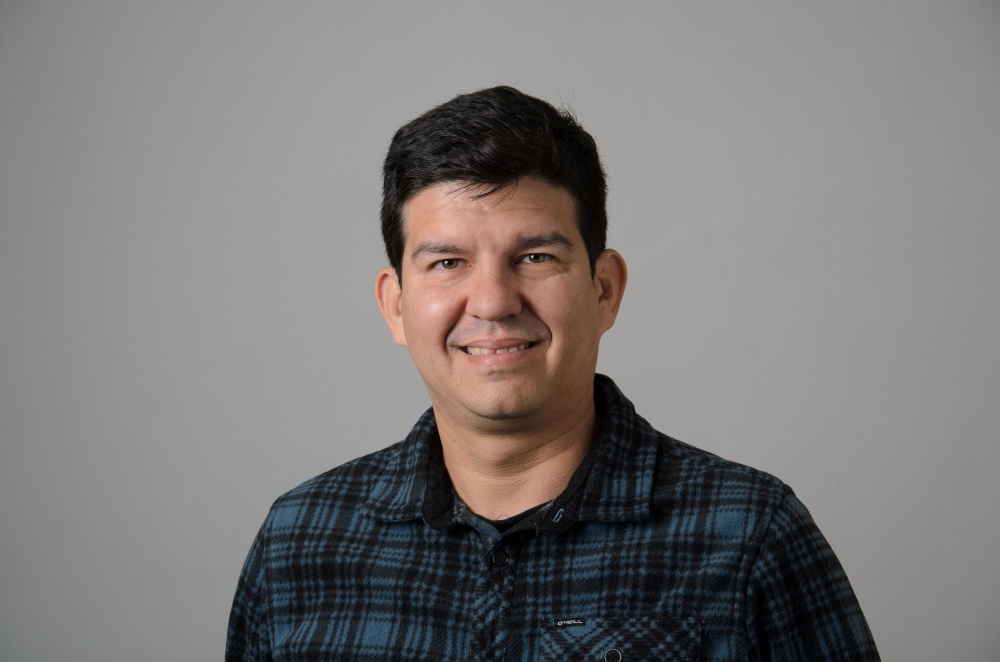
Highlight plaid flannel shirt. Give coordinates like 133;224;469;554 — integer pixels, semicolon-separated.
227;374;879;661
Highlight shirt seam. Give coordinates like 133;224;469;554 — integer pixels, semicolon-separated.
734;482;789;661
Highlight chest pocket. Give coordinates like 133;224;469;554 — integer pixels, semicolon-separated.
536;615;700;661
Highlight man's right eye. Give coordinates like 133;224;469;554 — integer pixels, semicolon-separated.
434;259;461;270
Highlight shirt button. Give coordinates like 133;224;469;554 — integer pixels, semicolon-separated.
492;550;509;567
605;649;622;662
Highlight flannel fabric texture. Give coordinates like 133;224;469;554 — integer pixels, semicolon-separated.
227;374;879;661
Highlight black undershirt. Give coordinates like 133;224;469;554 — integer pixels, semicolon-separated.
477;502;547;533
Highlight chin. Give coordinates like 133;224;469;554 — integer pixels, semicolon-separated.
464;389;544;424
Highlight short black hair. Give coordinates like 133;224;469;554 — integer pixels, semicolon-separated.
380;86;607;281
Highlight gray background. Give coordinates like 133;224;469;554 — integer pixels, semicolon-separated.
1;1;998;660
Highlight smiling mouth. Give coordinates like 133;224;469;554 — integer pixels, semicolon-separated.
463;342;534;356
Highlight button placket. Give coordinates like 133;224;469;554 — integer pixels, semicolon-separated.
480;540;519;661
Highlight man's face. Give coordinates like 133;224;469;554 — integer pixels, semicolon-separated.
376;177;625;432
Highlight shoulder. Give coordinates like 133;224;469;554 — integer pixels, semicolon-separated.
260;439;409;534
651;432;792;533
656;433;789;496
596;374;791;524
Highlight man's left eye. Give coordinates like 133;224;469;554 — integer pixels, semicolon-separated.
521;253;552;264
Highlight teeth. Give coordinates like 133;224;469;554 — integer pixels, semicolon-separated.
465;343;530;355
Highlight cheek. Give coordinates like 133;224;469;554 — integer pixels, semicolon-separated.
402;287;465;345
531;280;599;346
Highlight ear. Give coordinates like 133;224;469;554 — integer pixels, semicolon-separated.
375;267;408;347
593;249;628;334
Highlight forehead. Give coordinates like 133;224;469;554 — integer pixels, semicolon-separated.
401;178;578;248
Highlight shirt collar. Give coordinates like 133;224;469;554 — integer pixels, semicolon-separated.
361;374;660;528
358;409;436;522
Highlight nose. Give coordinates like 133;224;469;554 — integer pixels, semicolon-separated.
464;263;523;321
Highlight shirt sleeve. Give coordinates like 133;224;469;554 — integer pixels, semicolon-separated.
226;527;273;662
745;492;880;662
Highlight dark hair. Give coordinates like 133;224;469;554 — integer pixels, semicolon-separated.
380;86;607;281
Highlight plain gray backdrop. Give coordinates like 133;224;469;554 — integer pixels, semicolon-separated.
2;1;999;660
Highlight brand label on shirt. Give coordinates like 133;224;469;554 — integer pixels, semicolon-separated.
554;618;586;627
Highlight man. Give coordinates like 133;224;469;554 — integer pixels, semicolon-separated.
227;86;879;661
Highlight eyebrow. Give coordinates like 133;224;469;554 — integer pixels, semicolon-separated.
409;232;575;263
410;242;465;262
511;231;574;252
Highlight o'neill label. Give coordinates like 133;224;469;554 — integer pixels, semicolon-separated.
554;618;586;627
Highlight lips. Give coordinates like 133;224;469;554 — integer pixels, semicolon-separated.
463;342;534;355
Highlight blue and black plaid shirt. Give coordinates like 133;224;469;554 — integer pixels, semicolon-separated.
227;375;879;661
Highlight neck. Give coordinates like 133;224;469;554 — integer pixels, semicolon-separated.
433;391;598;520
